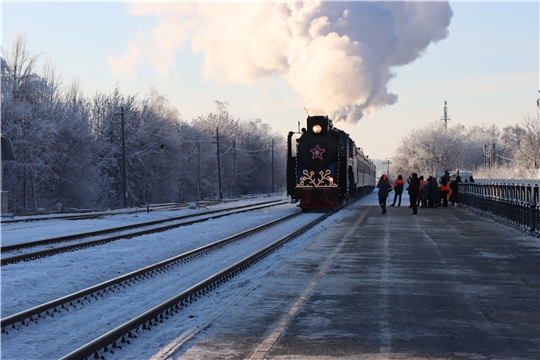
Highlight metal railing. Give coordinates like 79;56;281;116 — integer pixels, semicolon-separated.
459;182;539;237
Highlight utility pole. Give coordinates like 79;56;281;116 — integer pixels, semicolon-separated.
153;144;165;203
264;145;268;194
212;127;222;200
114;106;128;207
271;139;275;194
233;139;237;198
197;141;201;202
483;143;495;168
441;100;451;128
382;159;392;176
492;142;496;167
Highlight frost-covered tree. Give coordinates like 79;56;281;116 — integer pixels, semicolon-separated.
128;88;185;204
1;33;286;214
189;101;285;199
392;121;464;177
392;121;508;177
502;113;540;172
390;117;537;180
2;33;99;212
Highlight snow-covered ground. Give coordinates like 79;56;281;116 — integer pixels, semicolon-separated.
0;193;384;359
3;191;539;359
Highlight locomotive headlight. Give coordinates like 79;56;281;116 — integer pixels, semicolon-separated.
312;124;322;134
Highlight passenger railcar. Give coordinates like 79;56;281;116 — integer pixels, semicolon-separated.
286;116;376;209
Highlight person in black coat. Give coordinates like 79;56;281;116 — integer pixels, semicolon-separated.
376;174;393;214
428;176;440;208
408;173;420;215
449;175;461;205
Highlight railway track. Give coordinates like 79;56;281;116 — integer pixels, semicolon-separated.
1;195;367;359
1;199;286;265
0;202;190;223
1;210;304;332
1;208;332;360
59;209;333;360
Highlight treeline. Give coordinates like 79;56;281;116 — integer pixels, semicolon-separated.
1;34;286;214
391;115;540;180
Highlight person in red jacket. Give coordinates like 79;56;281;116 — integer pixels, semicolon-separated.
376;174;393;214
390;174;405;207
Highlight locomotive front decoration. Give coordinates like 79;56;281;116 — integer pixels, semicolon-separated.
287;115;376;210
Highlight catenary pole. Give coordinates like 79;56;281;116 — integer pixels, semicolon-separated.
114;106;128;207
197;141;201;202
213;127;222;200
271;139;275;193
233;139;237;197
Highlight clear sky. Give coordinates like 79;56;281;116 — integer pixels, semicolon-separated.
1;1;538;160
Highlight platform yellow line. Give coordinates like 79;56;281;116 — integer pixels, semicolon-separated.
248;208;369;360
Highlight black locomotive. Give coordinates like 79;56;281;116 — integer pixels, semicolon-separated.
286;116;376;210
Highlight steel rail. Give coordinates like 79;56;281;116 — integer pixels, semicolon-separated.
1;211;302;331
0;203;187;223
2;199;284;252
58;202;352;360
1;201;287;266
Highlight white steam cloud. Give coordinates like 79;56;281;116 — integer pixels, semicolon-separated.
110;1;453;124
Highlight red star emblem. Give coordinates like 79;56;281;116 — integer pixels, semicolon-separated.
310;144;325;160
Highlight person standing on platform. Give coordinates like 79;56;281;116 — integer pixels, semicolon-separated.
428;176;440;208
391;175;405;207
376;174;393;215
409;173;420;215
439;171;451;207
419;176;427;207
407;175;412;207
449;175;461;205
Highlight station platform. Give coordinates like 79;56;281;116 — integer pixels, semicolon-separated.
169;192;540;359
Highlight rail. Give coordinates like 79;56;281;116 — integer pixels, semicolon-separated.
58;212;334;360
1;200;287;266
58;192;371;359
1;211;301;331
459;182;540;237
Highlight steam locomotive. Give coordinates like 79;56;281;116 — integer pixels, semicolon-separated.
286;116;376;210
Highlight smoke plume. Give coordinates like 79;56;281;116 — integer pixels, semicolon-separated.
111;1;453;124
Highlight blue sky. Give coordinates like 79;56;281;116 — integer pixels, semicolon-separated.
1;1;538;160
